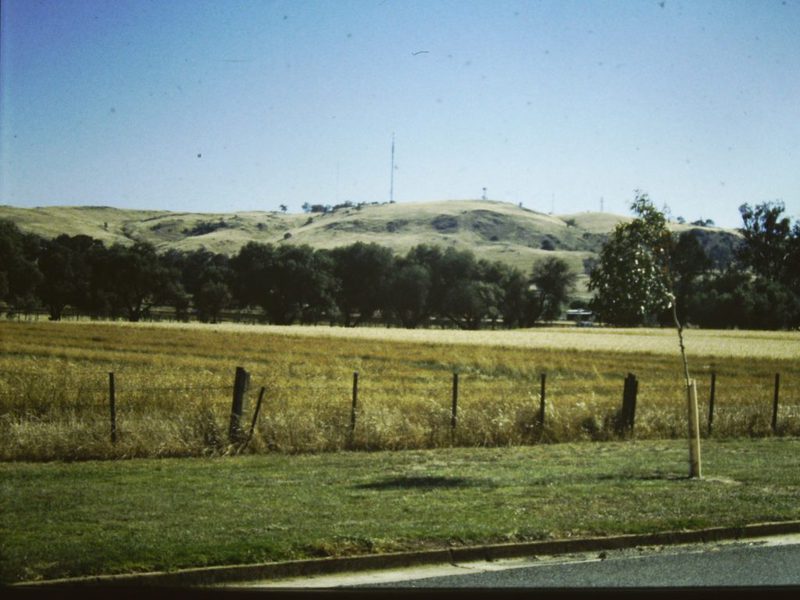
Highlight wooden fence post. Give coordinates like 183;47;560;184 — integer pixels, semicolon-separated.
707;371;716;435
617;373;637;436
229;366;249;444
687;379;702;478
772;373;781;434
350;371;358;447
451;372;459;440
243;386;266;449
108;372;117;444
538;373;546;428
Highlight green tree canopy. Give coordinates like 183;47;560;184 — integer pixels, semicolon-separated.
734;201;800;328
37;234;103;320
387;257;431;329
737;201;794;282
0;219;42;310
530;257;577;322
330;242;394;327
103;242;171;322
588;193;672;326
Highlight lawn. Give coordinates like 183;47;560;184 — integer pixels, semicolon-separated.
2;438;799;584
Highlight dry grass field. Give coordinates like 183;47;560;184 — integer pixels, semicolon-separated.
1;320;797;460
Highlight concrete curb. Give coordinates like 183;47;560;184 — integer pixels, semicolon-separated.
14;520;800;588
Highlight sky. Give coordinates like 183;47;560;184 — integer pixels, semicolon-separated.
1;0;798;228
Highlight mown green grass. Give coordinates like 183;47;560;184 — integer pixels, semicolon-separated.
2;438;799;584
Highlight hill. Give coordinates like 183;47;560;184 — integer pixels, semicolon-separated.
0;200;740;298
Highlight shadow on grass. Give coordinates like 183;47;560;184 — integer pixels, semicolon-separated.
355;475;497;491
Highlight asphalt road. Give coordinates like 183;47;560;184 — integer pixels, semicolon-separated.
243;534;800;591
358;539;800;588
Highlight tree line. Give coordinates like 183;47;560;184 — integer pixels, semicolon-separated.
0;224;576;328
1;198;797;329
589;197;800;330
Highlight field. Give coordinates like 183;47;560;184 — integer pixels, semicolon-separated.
2;439;800;583
1;321;798;461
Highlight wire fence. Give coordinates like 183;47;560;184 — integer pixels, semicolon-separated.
0;365;797;461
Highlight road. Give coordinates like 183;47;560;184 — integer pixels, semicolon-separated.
240;534;800;590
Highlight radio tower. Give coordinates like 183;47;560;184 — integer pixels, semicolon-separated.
389;133;395;203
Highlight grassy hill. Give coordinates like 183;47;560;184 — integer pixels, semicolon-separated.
0;200;740;298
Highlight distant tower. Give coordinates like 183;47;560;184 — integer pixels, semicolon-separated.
389;133;395;203
482;187;487;201
600;196;604;212
335;162;341;204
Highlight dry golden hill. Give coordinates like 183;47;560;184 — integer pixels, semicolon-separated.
0;200;739;297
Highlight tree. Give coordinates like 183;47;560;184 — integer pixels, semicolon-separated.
36;234;102;320
268;245;335;325
297;249;338;324
497;267;533;328
686;270;751;329
229;242;275;314
530;257;577;322
735;201;800;328
103;242;170;322
588;193;672;326
230;242;335;324
387;257;431;328
0;220;42;312
666;231;712;325
330;242;394;326
589;193;693;405
737;201;793;283
163;249;232;322
404;244;445;321
188;281;227;323
442;280;498;329
435;247;482;328
590;193;702;476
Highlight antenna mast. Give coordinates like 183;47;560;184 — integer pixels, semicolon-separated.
389;133;395;203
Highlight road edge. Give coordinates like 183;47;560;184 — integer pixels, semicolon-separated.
12;520;800;589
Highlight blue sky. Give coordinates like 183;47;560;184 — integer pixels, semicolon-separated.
1;0;798;228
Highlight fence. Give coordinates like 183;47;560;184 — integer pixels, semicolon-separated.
0;364;797;461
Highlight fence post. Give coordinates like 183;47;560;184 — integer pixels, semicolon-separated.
538;373;546;428
772;373;781;434
687;379;702;478
108;372;117;444
229;366;250;444
451;372;459;440
350;371;358;447
707;371;716;435
627;373;638;433
242;386;266;450
617;373;637;436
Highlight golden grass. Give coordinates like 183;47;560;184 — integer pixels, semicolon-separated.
1;320;798;460
158;322;800;359
0;200;616;279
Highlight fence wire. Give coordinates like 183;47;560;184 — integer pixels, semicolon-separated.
1;367;797;460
